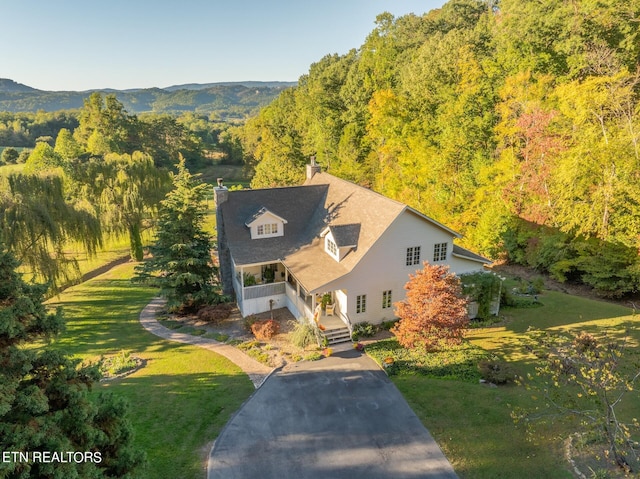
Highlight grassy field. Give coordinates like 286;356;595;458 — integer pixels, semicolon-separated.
46;262;254;479
390;289;639;478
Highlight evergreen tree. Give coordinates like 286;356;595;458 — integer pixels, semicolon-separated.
0;241;144;478
134;158;220;311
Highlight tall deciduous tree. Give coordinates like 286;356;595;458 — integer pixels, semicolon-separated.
81;152;169;261
0;240;144;478
392;262;469;351
0;173;101;289
134;158;220;311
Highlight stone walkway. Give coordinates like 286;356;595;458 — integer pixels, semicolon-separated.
138;297;275;388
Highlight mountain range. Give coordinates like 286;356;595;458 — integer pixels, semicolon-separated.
0;78;296;118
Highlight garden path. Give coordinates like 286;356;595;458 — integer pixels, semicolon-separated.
138;297;275;388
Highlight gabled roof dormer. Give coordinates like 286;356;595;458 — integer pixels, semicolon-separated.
245;207;288;240
320;224;360;262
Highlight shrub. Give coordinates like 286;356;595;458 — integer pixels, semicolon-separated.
304;352;323;361
101;351;138;377
380;319;399;331
478;359;516;384
251;319;280;340
289;321;316;348
352;322;376;340
243;314;259;331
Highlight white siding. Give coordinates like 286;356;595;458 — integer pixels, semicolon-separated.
248;211;285;240
319;210;485;325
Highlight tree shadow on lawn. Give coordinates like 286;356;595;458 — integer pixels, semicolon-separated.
99;369;254;479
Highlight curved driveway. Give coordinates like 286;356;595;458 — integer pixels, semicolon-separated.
208;349;458;479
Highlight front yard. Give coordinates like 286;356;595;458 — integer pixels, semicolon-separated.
46;262;255;479
48;261;639;478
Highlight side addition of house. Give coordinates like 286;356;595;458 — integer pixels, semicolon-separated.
214;160;491;340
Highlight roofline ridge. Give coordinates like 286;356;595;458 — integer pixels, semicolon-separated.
313;172;408;208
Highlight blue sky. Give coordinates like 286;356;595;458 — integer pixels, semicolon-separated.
1;0;446;91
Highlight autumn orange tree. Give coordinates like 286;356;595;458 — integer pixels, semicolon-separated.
392;262;469;351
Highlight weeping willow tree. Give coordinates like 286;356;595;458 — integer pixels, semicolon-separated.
75;152;170;261
0;172;102;289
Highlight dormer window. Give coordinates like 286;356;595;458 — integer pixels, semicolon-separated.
320;224;360;262
326;238;338;256
257;223;278;236
245;207;287;240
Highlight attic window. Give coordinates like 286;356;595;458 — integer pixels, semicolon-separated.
257;223;278;236
245;207;287;239
326;238;338;256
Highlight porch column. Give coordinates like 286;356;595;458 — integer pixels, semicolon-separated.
240;265;245;303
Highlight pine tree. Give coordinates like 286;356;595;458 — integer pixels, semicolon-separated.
0;241;144;478
392;262;469;351
134;158;220;311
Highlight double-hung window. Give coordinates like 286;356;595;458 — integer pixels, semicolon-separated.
406;246;421;266
382;290;392;309
356;294;367;314
433;242;448;262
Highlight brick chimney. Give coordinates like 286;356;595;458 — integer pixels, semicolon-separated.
306;156;321;180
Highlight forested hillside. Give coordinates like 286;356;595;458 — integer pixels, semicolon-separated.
235;0;640;297
0;80;295;119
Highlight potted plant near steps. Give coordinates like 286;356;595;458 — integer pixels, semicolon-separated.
321;293;332;311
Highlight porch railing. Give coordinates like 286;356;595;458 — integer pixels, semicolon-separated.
243;281;286;300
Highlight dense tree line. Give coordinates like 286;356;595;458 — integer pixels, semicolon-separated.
0;107;240;167
0;111;78;147
234;0;640;297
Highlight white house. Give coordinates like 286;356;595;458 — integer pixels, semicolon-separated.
214;160;491;343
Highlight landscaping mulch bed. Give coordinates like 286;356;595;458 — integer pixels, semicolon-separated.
162;306;317;368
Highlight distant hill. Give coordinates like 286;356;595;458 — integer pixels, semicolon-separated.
0;78;41;93
163;81;296;92
0;79;296;118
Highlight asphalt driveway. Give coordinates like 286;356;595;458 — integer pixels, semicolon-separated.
208;348;458;479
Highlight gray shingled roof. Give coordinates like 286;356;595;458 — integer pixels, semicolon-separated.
452;244;492;264
327;224;360;247
244;206;287;226
219;172;489;293
220;185;328;266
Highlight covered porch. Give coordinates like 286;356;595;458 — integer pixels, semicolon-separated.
231;259;352;344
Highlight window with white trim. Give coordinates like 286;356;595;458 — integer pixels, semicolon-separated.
406;246;421;266
257;223;278;236
326;238;338;256
382;290;392;309
356;294;367;314
433;242;448;262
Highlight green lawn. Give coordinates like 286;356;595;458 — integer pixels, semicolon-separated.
44;259;640;478
46;262;254;479
388;290;639;478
